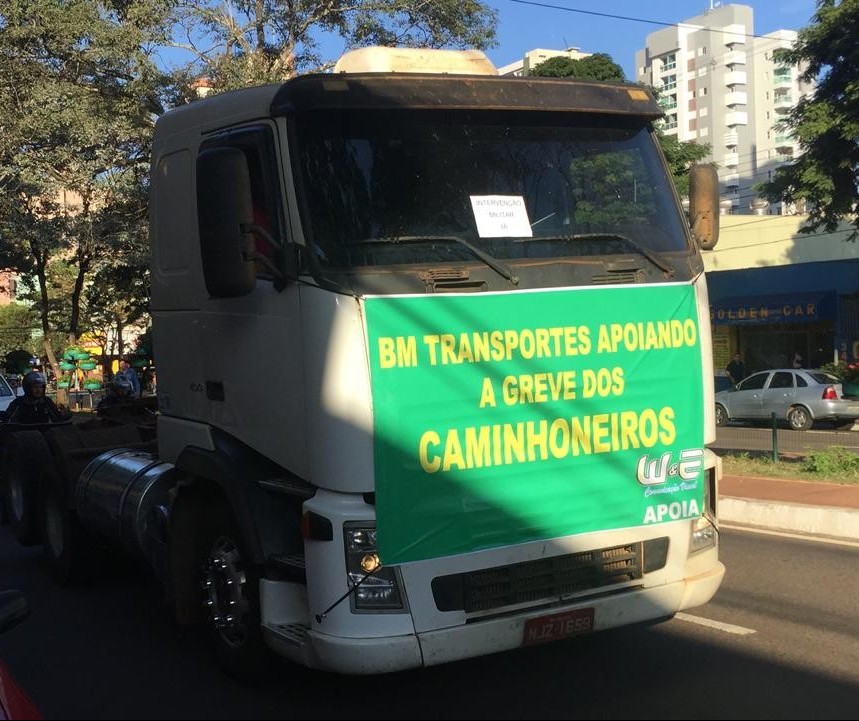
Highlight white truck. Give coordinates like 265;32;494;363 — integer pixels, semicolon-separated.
1;46;724;679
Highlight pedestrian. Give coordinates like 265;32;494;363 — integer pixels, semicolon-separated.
118;358;141;397
792;353;803;369
725;352;746;385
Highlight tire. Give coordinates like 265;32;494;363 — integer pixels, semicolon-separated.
787;405;813;431
714;404;728;427
1;430;52;546
40;468;101;585
196;499;272;682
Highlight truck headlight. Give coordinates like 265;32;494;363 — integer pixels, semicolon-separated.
344;524;404;611
690;516;717;553
690;466;718;553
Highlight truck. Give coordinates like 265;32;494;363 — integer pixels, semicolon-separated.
0;45;724;679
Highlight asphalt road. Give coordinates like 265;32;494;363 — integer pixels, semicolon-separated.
2;526;859;719
713;423;859;456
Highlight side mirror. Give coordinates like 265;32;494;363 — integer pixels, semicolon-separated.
196;147;257;298
689;164;720;251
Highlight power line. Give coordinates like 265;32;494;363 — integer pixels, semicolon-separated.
507;0;798;42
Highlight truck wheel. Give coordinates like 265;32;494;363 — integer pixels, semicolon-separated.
40;470;99;585
1;430;52;546
198;501;271;681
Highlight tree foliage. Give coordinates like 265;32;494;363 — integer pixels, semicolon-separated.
530;53;710;198
171;0;498;92
0;304;39;360
532;54;624;82
758;0;859;239
0;0;171;375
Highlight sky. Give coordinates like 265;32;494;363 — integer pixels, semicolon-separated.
481;0;819;79
158;1;820;76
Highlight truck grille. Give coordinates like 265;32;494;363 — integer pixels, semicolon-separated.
432;542;645;613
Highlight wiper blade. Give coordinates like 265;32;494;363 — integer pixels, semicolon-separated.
352;235;519;285
518;232;675;277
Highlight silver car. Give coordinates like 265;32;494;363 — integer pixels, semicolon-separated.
714;368;859;431
0;375;14;414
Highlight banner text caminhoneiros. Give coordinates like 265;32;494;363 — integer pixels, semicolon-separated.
378;320;698;369
418;406;676;473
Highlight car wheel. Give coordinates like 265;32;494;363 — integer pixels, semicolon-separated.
714;404;728;426
787;405;813;431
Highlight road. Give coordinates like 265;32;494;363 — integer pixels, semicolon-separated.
2;526;859;719
713;422;859;456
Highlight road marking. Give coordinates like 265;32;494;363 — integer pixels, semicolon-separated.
721;522;859;549
676;612;756;635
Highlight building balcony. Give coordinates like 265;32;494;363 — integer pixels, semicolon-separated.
722;171;740;186
724;91;748;106
773;75;793;86
725;111;749;126
774;134;795;150
724;50;746;66
723;154;740;168
724;70;748;86
774;94;793;111
724;131;739;148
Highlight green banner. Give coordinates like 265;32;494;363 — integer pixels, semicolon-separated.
366;285;705;564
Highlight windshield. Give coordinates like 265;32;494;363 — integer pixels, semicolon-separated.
290;109;690;271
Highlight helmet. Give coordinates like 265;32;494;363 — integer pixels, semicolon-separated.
109;377;133;395
22;371;47;395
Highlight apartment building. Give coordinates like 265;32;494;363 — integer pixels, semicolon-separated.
635;3;814;214
0;271;17;305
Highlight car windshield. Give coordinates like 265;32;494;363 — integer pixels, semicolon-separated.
290;109;690;271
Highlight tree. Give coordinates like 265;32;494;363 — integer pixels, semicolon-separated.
0;304;39;360
531;54;710;198
170;0;498;91
0;0;172;378
758;1;859;239
531;54;625;82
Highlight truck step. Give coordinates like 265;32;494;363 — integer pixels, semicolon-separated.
257;477;315;499
266;553;306;584
264;621;311;647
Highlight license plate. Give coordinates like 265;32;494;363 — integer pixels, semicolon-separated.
522;607;595;646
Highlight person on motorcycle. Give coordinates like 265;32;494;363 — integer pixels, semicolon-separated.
96;376;135;416
2;371;70;424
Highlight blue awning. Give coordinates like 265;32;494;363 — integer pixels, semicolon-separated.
709;290;837;326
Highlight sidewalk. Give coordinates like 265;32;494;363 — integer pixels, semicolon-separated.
720;474;859;542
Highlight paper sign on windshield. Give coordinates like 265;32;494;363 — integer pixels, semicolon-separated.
366;284;705;565
469;195;533;238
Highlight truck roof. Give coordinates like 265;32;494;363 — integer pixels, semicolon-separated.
270;73;662;119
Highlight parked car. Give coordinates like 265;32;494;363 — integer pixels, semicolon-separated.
714;368;859;431
0;590;41;720
0;376;14;414
714;371;734;394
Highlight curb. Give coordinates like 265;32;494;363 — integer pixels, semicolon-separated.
720;496;859;541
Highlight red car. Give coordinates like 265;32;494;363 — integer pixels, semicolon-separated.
0;591;40;720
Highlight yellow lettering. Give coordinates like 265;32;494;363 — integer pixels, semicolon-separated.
419;431;441;473
479;377;496;408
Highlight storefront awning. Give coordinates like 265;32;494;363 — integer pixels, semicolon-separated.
710;290;837;326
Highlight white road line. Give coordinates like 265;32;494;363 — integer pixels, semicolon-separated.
676;612;757;635
721;522;859;549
